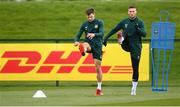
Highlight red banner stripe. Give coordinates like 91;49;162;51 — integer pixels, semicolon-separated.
78;66;111;73
57;66;74;73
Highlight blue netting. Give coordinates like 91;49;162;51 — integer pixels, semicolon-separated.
151;22;175;50
151;10;175;92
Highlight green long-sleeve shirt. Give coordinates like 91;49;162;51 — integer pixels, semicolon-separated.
104;17;146;42
104;17;146;58
74;19;104;47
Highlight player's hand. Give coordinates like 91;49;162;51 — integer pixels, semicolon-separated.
103;40;107;47
74;42;79;47
135;23;140;30
87;33;95;39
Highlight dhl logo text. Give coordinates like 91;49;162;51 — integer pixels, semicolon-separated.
0;51;132;74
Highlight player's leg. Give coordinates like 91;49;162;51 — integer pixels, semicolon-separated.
79;42;91;56
119;33;130;52
91;46;103;96
94;58;103;96
130;54;141;95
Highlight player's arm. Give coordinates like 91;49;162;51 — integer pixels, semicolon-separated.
87;20;104;39
74;23;84;46
135;21;146;37
103;21;123;46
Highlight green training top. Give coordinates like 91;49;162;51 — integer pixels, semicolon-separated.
74;19;104;47
104;17;146;57
104;17;146;43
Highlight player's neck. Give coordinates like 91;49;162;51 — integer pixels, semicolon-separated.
129;16;137;20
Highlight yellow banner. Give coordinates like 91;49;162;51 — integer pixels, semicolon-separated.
0;43;149;81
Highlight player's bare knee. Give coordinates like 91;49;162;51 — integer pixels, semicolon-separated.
95;65;100;70
95;65;102;74
83;42;91;51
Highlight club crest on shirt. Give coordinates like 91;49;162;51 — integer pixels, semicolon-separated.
95;25;98;29
125;24;128;28
85;26;88;30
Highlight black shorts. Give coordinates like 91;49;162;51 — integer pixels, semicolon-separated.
87;45;102;61
92;46;102;61
121;36;141;59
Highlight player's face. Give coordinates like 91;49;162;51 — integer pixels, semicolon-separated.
128;8;137;18
87;13;95;22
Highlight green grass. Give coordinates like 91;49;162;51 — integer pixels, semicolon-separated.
0;81;180;106
0;0;179;39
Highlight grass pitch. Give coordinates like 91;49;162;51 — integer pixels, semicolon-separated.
0;82;180;106
0;0;179;39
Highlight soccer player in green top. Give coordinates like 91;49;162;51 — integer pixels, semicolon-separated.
103;6;146;95
74;8;104;96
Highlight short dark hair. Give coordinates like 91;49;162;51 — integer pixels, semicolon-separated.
86;8;95;15
128;6;137;9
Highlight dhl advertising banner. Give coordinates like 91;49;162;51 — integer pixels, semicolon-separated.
0;43;149;81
